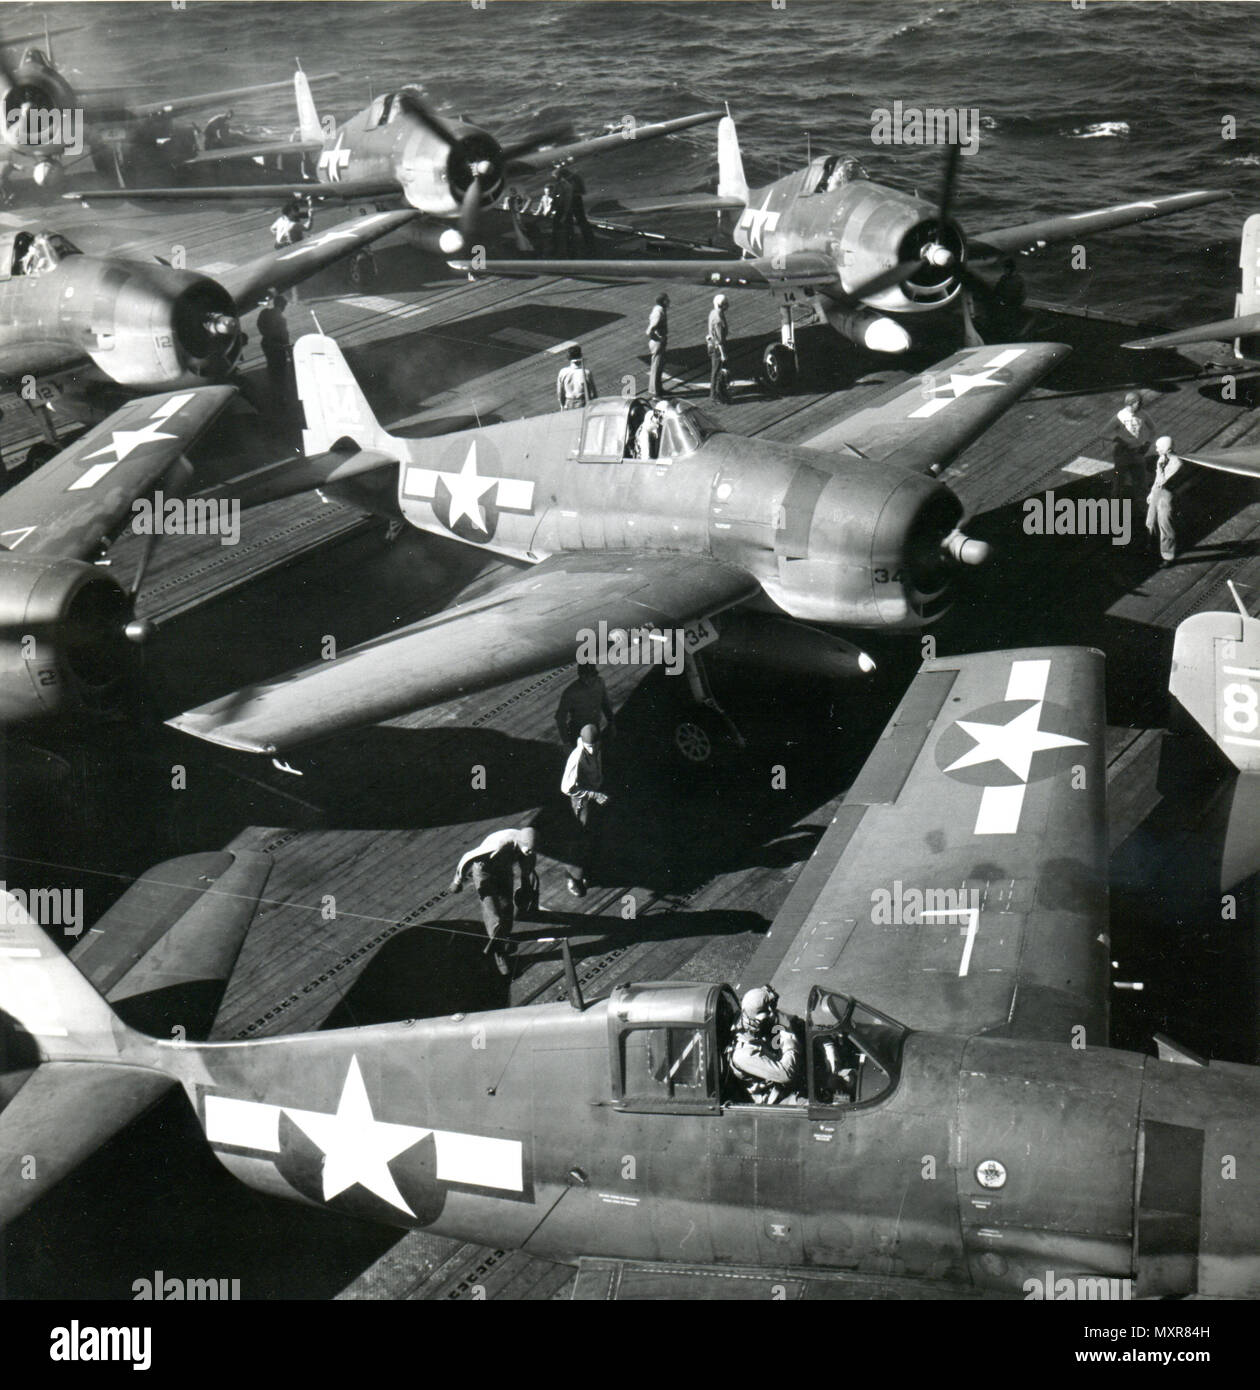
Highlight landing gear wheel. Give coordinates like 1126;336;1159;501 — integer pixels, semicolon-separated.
348;251;377;289
761;342;797;391
672;708;724;767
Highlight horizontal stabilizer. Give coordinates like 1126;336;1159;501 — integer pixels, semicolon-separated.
197;447;398;511
179;138;327;167
0;1060;173;1225
596;192;748;216
72;850;271;1039
1180;443;1260;479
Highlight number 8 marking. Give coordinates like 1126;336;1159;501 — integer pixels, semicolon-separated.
1223;681;1259;732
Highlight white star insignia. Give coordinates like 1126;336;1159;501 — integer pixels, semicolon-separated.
283;1056;427;1215
81;416;178;464
945;701;1085;783
441;441;496;533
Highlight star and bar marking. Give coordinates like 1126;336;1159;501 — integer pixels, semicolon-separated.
941;658;1086;835
403;438;534;537
66;394;194;491
203;1054;523;1216
908;347;1025;419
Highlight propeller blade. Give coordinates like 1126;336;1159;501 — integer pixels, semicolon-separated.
459;173;482;250
396;88;458;148
131;458;194;598
847;258;925;302
936;141;962;227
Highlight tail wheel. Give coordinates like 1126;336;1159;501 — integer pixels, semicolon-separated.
761;342;797;390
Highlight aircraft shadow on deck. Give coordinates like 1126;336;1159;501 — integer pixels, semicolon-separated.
339;304;623;421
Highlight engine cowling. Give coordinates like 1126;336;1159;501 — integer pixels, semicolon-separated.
0;554;137;726
54;257;242;390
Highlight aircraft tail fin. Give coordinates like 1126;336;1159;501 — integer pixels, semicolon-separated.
294;61;324;146
1235;213;1260;358
716;113;749;205
294;333;395;456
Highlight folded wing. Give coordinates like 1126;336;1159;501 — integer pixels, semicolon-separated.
798;342;1070;474
0;386;236;561
742;648;1109;1046
168;551;759;754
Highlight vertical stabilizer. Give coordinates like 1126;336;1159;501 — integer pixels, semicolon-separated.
294;333;395;456
294;61;324;146
1235;213;1260;359
717;114;749;204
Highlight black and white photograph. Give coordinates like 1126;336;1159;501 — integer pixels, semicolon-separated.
0;0;1256;1348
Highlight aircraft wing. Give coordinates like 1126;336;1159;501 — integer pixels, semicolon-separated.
214;208;418;312
741;648;1109;1046
0;387;236;561
177;138;328;168
168;551;759;754
799;342;1070;474
455;251;837;289
1178;442;1260;479
1124;312;1260;352
65;174;405;205
972;189;1229;257
125;72;340;120
504;110;723;173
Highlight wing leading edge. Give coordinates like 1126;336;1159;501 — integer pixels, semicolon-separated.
168;551;760;754
743;647;1109;1046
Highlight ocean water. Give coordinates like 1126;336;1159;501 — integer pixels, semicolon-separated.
19;0;1260;321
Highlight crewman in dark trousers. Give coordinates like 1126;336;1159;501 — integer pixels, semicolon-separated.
561;724;607;897
256;289;293;411
450;826;539;974
555;663;615;747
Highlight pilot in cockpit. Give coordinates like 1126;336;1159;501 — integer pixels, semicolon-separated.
633;405;660;461
825;157;868;192
14;232;51;276
727;985;805;1104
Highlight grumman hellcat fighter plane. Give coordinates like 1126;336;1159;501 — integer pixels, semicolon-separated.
460;115;1228;387
0;207;415;421
0;23;336;191
0;383;236;733
68;67;722;258
7;647;1260;1298
164;332;1069;758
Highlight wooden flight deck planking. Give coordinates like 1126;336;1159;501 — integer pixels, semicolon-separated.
4;194;1260;1299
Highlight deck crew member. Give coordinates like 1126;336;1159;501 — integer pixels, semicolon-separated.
561;723;607;898
1146;434;1184;565
646;292;669;397
557;344;597;410
1112;390;1155;501
706;293;731;404
555;662;615;749
450;826;539;974
201;109;233;150
271;195;312;248
559;164;596;252
728;985;804;1104
257;289;293;408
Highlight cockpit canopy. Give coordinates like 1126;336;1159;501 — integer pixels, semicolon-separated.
1;230;80;279
368;89;416;129
607;980;908;1114
810;154;870;194
578;396;719;464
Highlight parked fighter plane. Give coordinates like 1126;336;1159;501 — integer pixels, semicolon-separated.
0;384;236;732
67;68;723;258
458;115;1228;387
1126;213;1260;358
6;647;1259;1297
165;332;1068;757
0;847;270;1221
0;207;415;420
0;24;335;191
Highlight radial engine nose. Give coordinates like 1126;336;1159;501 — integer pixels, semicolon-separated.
941;527;990;567
205;312;239;338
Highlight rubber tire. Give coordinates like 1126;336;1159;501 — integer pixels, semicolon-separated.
761;342;797;390
671;708;724;767
348;252;377;289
